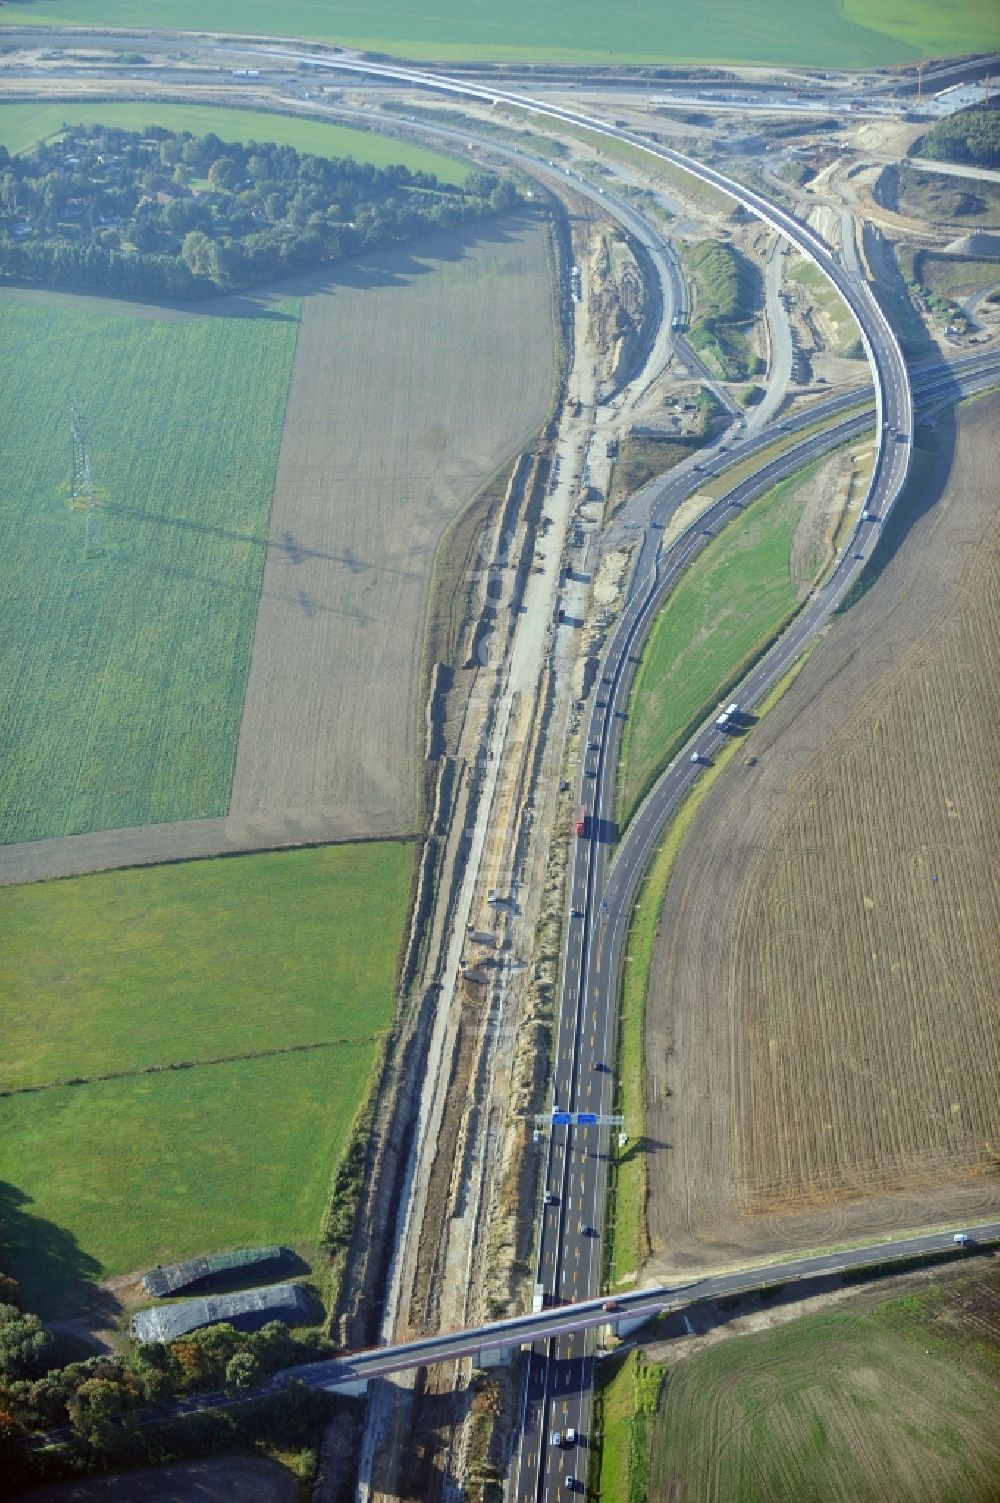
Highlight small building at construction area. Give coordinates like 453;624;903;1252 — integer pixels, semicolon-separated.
942;230;1000;261
131;1283;310;1344
141;1245;295;1298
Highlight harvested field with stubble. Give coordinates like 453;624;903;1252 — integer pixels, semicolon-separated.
643;393;1000;1279
229;210;556;841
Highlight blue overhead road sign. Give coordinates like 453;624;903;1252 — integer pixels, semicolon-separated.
534;1111;626;1127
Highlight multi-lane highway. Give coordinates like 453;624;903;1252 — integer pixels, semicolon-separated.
253;54;980;1503
515;359;998;1503
5;29;998;1497
403;83;915;1503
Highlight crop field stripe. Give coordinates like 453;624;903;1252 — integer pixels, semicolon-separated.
0;1046;377;1318
0;102;468;184
0;842;413;1089
4;1;998;63
0;295;299;844
734;494;1000;1204
0;1035;385;1099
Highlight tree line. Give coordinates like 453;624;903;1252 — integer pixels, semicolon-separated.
0;124;520;299
921;104;1000;170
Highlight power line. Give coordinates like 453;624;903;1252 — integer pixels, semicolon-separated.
68;398;101;558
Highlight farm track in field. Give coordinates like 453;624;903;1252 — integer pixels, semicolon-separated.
643;392;1000;1279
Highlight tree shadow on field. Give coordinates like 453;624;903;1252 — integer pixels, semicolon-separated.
195;209;537;316
618;1135;670;1165
0;1182;119;1324
2;210;539;323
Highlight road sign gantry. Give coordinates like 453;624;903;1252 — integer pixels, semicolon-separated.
534;1111;625;1127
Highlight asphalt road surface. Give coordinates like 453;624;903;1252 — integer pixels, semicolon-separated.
11;35;996;1495
230;53;979;1501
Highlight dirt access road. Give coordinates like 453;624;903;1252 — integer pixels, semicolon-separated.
643;391;1000;1281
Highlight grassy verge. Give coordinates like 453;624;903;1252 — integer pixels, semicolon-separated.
693;412;872;507
515;117;732;214
908;248;1000;303
788;255;863;356
0;842;414;1317
608;434;696;513
0;101;468;182
616;460;824;829
593;1349;667;1503
0;293;299;844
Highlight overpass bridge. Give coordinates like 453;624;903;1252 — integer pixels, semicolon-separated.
272;1224;998;1397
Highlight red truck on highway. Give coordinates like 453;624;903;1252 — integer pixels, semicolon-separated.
575;805;587;838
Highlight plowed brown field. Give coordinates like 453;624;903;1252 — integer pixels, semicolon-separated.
229;210;555;841
643;393;1000;1278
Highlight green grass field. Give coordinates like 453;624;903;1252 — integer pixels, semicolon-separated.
913;251;1000;301
0;294;298;844
2;0;997;63
596;1350;665;1503
639;1271;1000;1502
616;466;815;829
0;101;467;183
0;842;413;1317
606;838;668;1288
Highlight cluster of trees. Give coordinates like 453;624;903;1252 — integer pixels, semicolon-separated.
0;1231;342;1492
0;1309;336;1427
922;105;1000;169
0;124;520;298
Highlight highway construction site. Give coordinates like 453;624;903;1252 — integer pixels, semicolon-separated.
3;30;999;1503
306;78;995;1503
